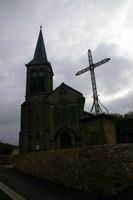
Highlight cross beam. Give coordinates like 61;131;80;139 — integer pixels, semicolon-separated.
76;49;110;115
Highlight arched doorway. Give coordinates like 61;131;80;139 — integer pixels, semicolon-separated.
61;132;72;149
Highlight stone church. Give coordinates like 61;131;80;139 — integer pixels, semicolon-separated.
19;28;117;153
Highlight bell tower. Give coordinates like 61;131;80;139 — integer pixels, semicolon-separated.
26;26;53;98
19;27;54;153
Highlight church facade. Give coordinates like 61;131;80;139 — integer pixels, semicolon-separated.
19;28;117;153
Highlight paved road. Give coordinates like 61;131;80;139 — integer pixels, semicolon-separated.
0;166;133;200
0;189;12;200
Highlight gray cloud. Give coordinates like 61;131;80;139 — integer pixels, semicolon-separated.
94;43;133;94
52;42;133;115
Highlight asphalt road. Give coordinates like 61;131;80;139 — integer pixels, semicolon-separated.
0;165;133;200
0;189;12;200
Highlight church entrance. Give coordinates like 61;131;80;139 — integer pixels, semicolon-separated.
60;132;72;149
55;127;75;149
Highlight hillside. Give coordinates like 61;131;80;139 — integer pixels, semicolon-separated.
0;141;18;155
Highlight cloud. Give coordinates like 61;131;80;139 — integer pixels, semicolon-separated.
53;42;133;114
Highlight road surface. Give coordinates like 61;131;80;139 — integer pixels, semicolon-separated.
0;165;133;200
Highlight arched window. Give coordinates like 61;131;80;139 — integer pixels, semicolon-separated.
30;71;38;93
53;106;60;123
60;99;69;123
30;71;45;93
38;77;45;92
70;106;76;124
39;71;45;92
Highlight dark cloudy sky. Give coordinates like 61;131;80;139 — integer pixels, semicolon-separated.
0;0;133;144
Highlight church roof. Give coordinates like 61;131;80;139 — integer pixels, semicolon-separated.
80;113;114;122
26;27;49;66
48;82;84;97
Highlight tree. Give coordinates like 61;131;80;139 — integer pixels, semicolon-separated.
0;142;17;155
110;111;133;143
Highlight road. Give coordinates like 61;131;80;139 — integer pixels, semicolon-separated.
0;166;133;200
0;165;98;200
0;189;12;200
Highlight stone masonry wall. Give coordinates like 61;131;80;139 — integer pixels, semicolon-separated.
13;144;133;195
0;155;12;165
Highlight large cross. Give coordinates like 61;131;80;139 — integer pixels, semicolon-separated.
76;49;110;115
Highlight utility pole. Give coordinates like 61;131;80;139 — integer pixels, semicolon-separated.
76;49;110;115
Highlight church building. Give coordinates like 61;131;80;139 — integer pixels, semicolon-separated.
19;28;117;153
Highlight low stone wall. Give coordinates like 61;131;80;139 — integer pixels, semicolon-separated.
0;155;12;165
13;144;133;195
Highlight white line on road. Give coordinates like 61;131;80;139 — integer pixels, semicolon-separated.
0;182;26;200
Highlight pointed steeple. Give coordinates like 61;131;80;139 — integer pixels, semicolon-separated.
26;27;49;65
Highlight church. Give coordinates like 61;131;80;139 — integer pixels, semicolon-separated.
19;28;117;153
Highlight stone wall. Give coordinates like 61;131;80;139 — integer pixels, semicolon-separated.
0;155;12;165
13;144;133;195
81;115;117;146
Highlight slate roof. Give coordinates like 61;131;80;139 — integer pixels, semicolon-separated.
26;27;49;66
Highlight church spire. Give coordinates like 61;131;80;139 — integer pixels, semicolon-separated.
26;27;49;65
